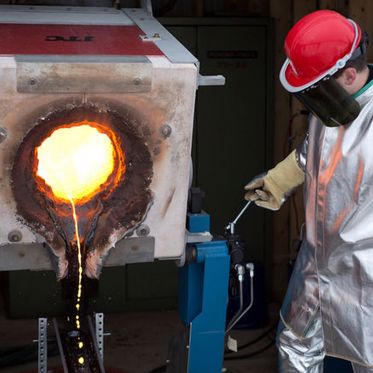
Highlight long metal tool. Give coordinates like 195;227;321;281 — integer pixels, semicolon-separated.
226;201;252;234
225;200;255;335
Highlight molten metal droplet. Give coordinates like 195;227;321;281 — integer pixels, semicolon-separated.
36;123;115;202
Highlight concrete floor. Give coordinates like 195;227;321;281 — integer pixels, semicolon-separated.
0;295;278;373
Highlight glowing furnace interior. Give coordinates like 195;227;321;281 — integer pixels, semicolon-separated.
36;123;117;203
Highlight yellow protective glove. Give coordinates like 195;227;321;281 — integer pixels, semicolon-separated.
244;150;305;210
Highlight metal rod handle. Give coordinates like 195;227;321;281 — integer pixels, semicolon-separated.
232;200;252;225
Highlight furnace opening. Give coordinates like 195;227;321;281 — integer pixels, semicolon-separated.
12;103;154;280
36;123;120;204
35;121;125;205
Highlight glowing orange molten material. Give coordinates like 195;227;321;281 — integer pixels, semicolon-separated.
36;121;124;203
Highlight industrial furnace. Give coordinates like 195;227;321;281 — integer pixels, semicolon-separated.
0;5;200;277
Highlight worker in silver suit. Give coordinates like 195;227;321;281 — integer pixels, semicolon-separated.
244;9;373;373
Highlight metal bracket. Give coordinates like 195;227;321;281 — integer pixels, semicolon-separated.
123;8;198;65
140;33;161;42
95;313;104;361
198;74;226;87
185;230;212;244
38;318;48;373
0;236;155;272
16;55;152;94
87;316;106;373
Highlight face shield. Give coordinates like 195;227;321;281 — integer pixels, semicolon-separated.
280;19;365;127
293;76;360;127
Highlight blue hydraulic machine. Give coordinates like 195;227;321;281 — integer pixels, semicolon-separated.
165;189;255;373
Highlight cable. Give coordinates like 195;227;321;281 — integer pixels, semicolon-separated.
225;324;276;354
147;328;276;373
148;365;167;373
148;323;278;372
224;339;275;361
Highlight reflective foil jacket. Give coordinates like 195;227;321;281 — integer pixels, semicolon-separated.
280;79;373;366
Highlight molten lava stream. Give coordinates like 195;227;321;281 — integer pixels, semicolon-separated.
70;198;85;366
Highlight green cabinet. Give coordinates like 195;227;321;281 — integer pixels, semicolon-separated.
166;18;274;263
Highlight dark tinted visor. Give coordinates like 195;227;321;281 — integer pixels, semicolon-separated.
294;76;360;127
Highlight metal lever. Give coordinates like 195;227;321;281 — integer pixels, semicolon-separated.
225;201;253;335
226;200;252;235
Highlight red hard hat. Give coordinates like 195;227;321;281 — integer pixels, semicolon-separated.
280;10;362;92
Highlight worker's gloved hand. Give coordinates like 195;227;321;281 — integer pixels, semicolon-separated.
244;150;305;210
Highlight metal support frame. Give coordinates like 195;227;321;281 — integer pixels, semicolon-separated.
38;316;106;372
95;313;104;361
87;316;106;373
0;236;155;272
178;234;230;373
38;318;48;373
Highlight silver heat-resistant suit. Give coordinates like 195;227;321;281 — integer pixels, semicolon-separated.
277;79;373;372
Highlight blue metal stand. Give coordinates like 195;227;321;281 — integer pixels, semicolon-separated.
178;212;230;373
